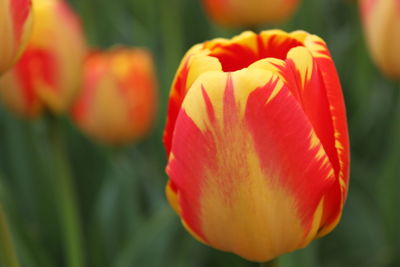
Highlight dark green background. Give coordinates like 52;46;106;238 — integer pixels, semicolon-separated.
1;0;399;266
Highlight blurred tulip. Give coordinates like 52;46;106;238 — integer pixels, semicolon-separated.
164;30;350;262
72;48;157;145
0;0;33;74
360;0;400;78
0;0;87;117
202;0;299;27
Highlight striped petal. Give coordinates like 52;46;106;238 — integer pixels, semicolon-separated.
303;35;350;235
166;68;336;262
248;32;350;236
163;45;221;155
164;30;310;155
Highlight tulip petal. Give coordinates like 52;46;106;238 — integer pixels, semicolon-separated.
167;68;336;261
205;30;304;72
303;35;350;236
0;47;57;117
248;46;341;183
163;45;222;155
360;0;400;78
30;0;87;113
285;47;340;182
205;31;259;72
249;37;350;237
71;48;157;144
11;0;32;45
0;0;32;74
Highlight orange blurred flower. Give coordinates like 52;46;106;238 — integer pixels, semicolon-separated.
0;0;87;117
0;0;33;74
202;0;299;27
164;30;350;262
360;0;400;78
72;48;158;145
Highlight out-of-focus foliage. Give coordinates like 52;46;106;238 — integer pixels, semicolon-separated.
0;0;399;267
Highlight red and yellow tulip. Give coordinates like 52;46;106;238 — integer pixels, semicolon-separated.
202;0;299;27
0;0;87;117
164;30;350;262
0;0;33;74
72;48;158;145
360;0;400;78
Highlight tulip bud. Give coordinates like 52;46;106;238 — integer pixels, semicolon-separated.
0;0;87;117
72;48;158;145
164;30;350;262
0;0;33;74
202;0;299;27
360;0;400;78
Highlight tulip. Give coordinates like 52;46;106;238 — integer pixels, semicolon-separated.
164;30;350;262
72;48;157;145
202;0;299;27
359;0;400;78
0;0;87;117
0;0;33;74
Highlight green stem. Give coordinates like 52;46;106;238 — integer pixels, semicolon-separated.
259;258;279;267
0;203;20;267
50;119;85;267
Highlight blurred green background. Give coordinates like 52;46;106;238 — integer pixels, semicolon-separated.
1;0;400;266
